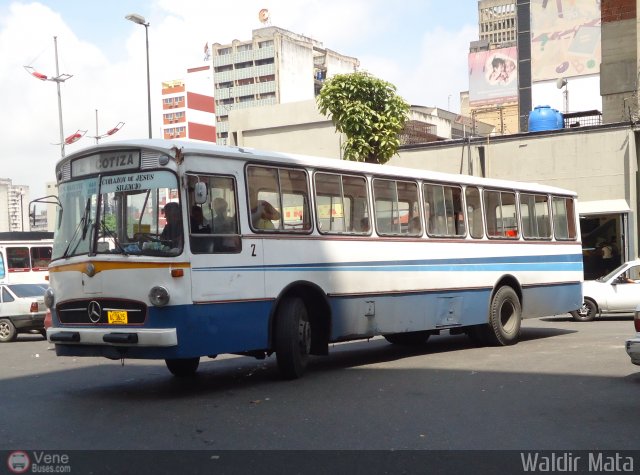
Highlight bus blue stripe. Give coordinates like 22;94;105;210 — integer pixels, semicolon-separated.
192;254;583;273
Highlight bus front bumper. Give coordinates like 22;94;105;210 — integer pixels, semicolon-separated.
47;327;177;347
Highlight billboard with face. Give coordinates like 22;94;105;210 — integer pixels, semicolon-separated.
469;47;518;106
531;0;601;82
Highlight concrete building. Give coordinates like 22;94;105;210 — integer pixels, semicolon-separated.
161;65;216;142
228;101;494;156
0;180;29;232
211;26;359;145
479;0;517;46
600;0;639;123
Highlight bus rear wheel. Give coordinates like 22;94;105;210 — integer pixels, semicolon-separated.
469;286;522;346
275;296;311;380
165;357;200;377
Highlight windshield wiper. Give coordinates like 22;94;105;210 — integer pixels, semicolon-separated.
99;220;128;255
62;198;92;258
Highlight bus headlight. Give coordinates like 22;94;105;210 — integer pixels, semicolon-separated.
44;288;55;309
149;286;170;307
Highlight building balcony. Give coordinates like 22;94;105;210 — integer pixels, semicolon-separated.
215;63;276;85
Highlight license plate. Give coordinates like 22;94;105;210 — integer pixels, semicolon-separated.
108;311;128;324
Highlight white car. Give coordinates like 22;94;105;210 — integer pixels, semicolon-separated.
626;306;640;365
0;283;48;342
571;259;640;322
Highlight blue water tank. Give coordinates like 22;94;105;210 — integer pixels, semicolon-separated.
528;105;563;132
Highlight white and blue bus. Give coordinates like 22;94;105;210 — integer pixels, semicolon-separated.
0;232;53;285
41;139;582;378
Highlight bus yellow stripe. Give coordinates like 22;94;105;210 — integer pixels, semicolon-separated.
49;261;191;275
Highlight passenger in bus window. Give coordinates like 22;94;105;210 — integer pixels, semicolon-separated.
161;202;183;248
190;205;211;234
252;200;280;230
212;198;233;233
409;216;421;234
455;211;466;235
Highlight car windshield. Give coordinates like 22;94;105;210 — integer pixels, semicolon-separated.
7;284;48;298
52;171;182;259
596;262;628;282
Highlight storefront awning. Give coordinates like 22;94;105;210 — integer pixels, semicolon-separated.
577;199;631;215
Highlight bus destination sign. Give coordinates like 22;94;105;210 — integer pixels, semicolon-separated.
71;151;141;177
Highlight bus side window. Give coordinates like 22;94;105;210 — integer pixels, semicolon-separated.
520;193;551;240
7;247;30;271
31;246;52;269
465;186;484;239
484;190;518;239
187;174;241;254
247;165;311;233
424;183;464;237
552;196;577;240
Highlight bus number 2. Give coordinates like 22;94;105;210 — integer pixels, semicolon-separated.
251;244;257;257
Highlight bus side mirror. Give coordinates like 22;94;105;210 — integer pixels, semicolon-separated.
194;182;207;205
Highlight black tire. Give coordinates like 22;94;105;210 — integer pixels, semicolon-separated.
470;286;522;346
165;357;200;377
384;331;431;346
0;318;17;343
570;299;597;322
274;296;311;379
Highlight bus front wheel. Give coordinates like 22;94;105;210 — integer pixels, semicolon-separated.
275;296;311;379
469;286;522;346
165;357;200;377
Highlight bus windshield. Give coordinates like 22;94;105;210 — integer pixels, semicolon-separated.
52;170;181;260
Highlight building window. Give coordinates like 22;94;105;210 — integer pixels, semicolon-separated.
215;65;233;73
258;40;273;48
236;44;252;52
218;47;231;55
235;61;253;69
255;58;274;66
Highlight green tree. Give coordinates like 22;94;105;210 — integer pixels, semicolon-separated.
317;71;410;164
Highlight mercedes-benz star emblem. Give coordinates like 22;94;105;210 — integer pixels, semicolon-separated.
88;301;102;323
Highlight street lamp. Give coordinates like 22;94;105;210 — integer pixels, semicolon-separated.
24;36;72;158
89;109;125;144
126;13;152;139
18;188;25;232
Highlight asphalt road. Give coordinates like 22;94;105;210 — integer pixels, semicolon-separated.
1;316;638;452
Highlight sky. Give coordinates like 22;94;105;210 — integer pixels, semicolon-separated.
0;0;479;197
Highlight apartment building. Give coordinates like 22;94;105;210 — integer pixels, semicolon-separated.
211;26;359;145
0;180;29;232
479;0;517;47
161;65;216;142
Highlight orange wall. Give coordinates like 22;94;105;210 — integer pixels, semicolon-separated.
187;92;215;113
188;122;216;142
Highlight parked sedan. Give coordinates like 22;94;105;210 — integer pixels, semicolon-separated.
571;259;640;322
0;283;48;342
626;305;640;365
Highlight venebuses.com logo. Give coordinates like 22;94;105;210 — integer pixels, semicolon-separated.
6;451;72;473
7;451;30;474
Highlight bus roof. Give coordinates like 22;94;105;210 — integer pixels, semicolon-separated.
0;232;54;242
59;139;578;197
